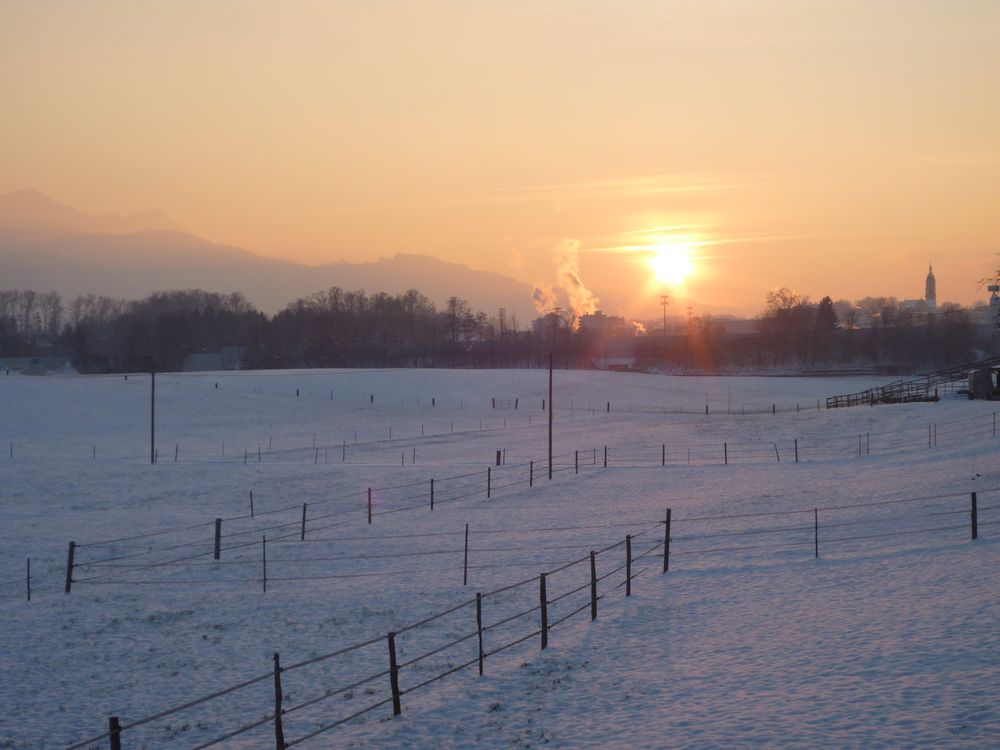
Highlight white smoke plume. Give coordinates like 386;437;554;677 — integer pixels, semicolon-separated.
553;239;599;319
630;320;647;335
531;282;557;315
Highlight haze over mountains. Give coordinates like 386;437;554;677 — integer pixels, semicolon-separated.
0;190;534;316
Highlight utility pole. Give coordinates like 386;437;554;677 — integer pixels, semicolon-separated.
548;352;554;480
150;370;156;465
660;295;670;338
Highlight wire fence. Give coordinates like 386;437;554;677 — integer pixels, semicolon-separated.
6;368;946;466
6;405;999;603
56;483;997;750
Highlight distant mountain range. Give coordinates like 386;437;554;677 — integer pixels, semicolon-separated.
0;189;534;315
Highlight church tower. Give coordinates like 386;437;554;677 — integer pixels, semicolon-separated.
925;264;937;311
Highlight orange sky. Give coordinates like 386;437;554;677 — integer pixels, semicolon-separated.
2;1;998;317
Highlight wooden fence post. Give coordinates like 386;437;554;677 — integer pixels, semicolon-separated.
26;557;30;602
663;509;672;573
724;442;728;465
530;461;534;487
575;450;579;474
774;443;780;463
388;632;402;716
814;508;819;558
476;593;484;675
487;468;491;498
272;653;285;749
109;716;122;750
971;492;978;540
590;551;598;620
301;503;307;541
262;535;267;593
368;488;372;524
64;541;75;594
430;478;435;510
250;491;254;518
214;519;222;560
539;574;548;649
625;535;632;596
662;444;665;466
603;446;607;468
794;438;799;463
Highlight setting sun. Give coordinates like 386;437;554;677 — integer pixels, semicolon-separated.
649;241;696;285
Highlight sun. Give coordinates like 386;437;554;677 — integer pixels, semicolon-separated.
649;241;695;285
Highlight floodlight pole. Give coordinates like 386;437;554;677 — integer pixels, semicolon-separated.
548;352;553;480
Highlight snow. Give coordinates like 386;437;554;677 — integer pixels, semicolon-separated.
1;368;998;749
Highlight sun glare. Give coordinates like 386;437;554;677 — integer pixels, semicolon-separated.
649;241;695;285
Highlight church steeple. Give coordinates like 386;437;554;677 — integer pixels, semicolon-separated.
925;264;936;311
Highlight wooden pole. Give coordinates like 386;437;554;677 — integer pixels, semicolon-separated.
109;716;122;750
663;509;672;573
487;467;491;498
262;535;267;593
575;450;579;474
430;478;434;510
388;632;402;716
463;523;469;585
603;446;607;468
301;503;307;541
662;444;665;466
368;488;372;524
814;508;819;558
64;541;75;594
971;492;978;540
214;518;222;560
590;551;597;620
476;592;484;675
26;557;30;602
272;653;285;749
250;490;254;518
625;535;632;596
548;353;554;480
530;460;533;487
724;442;728;465
794;438;799;463
149;371;156;465
539;574;548;649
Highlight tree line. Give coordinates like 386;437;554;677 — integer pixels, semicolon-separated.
0;285;993;374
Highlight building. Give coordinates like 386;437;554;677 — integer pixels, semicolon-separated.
925;265;937;311
578;310;629;337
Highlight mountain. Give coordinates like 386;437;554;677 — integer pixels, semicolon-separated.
0;188;186;237
0;190;534;315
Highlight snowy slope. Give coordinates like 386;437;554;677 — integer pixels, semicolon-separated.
0;369;997;749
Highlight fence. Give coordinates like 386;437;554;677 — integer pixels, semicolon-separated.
5;370;881;466
4;407;997;603
57;484;997;749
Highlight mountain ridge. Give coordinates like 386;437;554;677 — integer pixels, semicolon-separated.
0;190;535;315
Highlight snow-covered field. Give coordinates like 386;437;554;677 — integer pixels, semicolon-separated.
1;368;998;749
